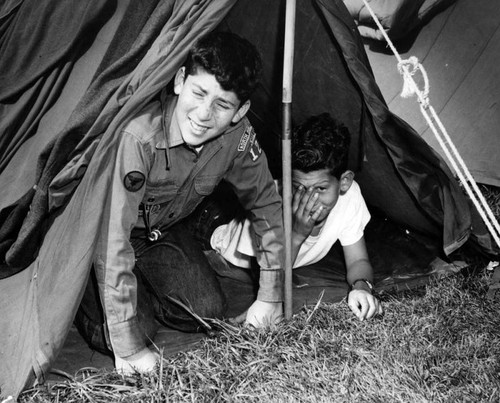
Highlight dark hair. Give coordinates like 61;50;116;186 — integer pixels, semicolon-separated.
292;113;351;179
184;31;262;104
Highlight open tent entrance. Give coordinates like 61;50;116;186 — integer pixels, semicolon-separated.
208;0;479;294
0;0;497;398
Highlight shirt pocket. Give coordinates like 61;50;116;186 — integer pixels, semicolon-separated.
194;174;222;196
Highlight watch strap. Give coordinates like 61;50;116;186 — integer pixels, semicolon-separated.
351;278;374;293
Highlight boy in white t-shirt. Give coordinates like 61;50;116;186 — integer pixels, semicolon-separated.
210;113;382;321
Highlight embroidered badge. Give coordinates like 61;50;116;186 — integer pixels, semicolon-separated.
238;126;254;152
249;136;262;161
123;171;145;192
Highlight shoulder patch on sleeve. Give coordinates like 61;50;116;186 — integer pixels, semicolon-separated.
123;171;145;192
248;134;262;161
238;126;254;152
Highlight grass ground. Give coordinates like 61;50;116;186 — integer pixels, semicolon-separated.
16;185;500;403
17;263;500;402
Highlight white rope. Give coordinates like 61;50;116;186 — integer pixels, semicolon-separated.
361;0;500;250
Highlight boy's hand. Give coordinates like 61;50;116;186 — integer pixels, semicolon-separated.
347;289;383;321
292;186;323;239
231;300;283;327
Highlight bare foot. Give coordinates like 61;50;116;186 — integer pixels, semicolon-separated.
114;347;160;375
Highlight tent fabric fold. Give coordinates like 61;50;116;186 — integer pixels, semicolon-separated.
0;0;115;100
0;0;162;269
0;0;236;397
0;0;117;172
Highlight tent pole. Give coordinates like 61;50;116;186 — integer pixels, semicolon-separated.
282;0;296;320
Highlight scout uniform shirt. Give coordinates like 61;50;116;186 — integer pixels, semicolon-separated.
93;93;284;357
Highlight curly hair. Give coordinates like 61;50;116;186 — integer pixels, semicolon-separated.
184;31;262;104
292;113;351;179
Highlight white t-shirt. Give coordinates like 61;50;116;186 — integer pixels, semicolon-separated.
210;181;371;269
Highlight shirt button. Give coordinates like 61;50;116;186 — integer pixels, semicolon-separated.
169;213;174;218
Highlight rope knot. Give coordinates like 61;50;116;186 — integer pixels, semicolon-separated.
397;56;419;76
397;56;430;106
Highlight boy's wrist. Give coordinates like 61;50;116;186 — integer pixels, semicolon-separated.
350;278;374;294
292;232;307;245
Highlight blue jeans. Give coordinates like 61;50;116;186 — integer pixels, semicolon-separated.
75;220;226;355
133;223;227;330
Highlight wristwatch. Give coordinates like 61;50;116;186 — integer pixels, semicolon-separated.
351;278;374;293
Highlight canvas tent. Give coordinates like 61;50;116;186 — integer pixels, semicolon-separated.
0;0;498;398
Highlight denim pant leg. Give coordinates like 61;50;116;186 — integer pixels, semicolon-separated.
134;223;227;332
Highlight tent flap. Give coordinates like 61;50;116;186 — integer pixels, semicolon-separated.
0;0;237;398
0;0;117;171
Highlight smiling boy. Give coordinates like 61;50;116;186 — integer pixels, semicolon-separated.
211;113;382;321
76;32;284;374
